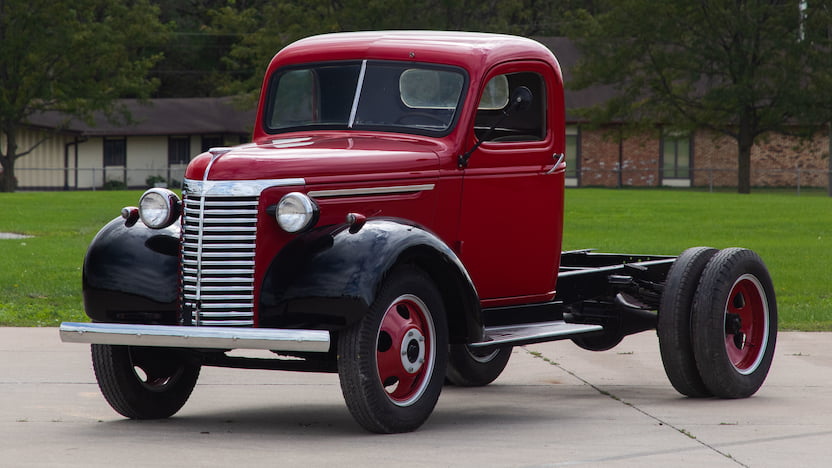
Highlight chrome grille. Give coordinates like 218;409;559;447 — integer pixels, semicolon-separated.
182;194;258;326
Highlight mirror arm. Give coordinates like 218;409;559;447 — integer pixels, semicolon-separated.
458;110;510;168
458;86;532;169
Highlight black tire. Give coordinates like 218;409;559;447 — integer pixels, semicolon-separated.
658;247;718;397
692;248;777;398
91;344;201;419
571;329;624;352
338;265;448;433
446;345;511;387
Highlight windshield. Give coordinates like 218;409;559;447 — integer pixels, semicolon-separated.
265;61;467;136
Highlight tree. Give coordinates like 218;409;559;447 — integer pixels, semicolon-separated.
150;0;243;98
203;0;595;98
567;0;832;193
0;0;169;192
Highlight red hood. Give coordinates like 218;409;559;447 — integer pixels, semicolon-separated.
185;133;446;184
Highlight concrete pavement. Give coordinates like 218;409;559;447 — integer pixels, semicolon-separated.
1;327;829;467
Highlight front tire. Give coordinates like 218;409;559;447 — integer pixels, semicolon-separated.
446;345;511;387
91;344;200;419
338;266;448;433
692;248;777;398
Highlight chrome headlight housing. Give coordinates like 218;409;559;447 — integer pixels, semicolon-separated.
139;188;181;229
276;192;319;233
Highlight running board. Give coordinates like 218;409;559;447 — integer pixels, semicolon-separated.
469;320;603;349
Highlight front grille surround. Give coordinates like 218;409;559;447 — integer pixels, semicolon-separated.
180;177;307;327
181;194;258;326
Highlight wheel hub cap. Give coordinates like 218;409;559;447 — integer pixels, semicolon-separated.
724;274;769;375
401;329;426;374
376;294;435;406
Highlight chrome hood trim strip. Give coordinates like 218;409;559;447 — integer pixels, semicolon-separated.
308;184;434;198
184;178;306;197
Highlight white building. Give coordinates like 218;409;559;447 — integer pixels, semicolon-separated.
11;97;254;190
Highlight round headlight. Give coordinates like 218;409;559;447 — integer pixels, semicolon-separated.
276;192;318;233
139;188;181;229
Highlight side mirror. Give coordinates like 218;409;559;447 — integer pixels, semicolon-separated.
507;86;533;114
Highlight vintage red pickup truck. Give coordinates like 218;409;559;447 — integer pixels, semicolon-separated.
60;31;777;433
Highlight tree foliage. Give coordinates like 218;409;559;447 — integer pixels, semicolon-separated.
0;0;169;191
150;0;239;98
149;0;610;98
567;0;832;193
200;0;598;98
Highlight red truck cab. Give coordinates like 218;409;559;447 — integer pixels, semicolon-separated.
61;32;778;434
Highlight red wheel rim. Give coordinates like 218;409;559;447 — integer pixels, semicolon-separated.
375;294;435;406
723;274;769;375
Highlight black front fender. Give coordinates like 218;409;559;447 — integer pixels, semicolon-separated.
260;219;482;342
83;217;180;324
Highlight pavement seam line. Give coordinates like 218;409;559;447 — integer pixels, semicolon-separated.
523;347;750;468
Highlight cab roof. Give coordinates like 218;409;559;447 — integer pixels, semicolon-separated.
266;31;560;76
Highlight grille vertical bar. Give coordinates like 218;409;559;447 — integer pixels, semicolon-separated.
182;194;258;326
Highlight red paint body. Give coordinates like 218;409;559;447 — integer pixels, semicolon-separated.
185;31;567;315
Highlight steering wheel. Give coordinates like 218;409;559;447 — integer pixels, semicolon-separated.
395;112;448;127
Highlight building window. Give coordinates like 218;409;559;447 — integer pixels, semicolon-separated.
566;125;580;182
662;131;691;180
201;135;224;153
168;136;191;165
103;138;126;167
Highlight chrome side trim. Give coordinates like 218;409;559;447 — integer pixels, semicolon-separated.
184;178;306;197
59;322;331;353
308;184;435;198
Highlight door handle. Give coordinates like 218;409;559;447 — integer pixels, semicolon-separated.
546;153;566;175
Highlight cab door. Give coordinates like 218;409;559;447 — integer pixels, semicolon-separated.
457;62;566;304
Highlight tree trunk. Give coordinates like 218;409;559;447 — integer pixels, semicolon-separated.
1;126;19;192
736;120;754;195
0;162;16;192
828;123;832;197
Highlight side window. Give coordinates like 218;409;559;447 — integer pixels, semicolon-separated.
662;131;692;180
103;138;126;167
475;72;546;142
566;125;580;180
168;136;190;165
201;135;224;153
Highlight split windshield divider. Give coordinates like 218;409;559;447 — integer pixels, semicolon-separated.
347;60;368;128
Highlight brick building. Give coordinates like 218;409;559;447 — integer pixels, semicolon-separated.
538;37;831;190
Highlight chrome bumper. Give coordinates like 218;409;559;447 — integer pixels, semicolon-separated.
59;322;330;353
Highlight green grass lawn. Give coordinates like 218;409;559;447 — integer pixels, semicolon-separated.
1;188;830;330
0;191;144;326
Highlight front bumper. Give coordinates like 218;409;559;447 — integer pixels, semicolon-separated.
59;322;330;353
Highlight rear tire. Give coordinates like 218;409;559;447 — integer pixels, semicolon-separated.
446;345;511;387
91;344;200;419
658;247;718;397
692;248;777;398
338;266;448;433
